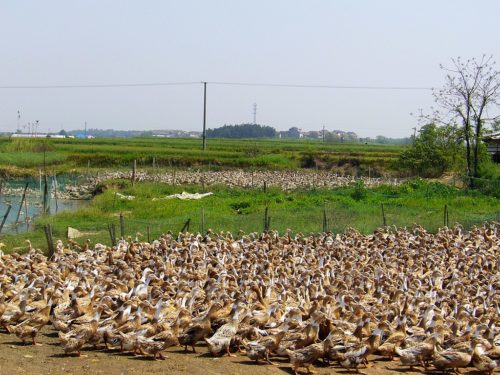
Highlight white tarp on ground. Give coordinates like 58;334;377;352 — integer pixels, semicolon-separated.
152;191;213;201
116;192;135;200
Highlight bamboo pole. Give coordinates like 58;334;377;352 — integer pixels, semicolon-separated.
0;204;12;234
53;175;59;213
15;183;29;224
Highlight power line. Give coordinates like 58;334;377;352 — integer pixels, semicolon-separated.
0;82;200;89
207;81;433;90
0;80;433;90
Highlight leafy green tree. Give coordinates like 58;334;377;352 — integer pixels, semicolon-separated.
398;123;464;177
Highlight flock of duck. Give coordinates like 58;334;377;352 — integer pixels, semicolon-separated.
0;223;498;374
2;170;398;202
88;169;399;191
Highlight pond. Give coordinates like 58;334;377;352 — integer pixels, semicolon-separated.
0;177;91;234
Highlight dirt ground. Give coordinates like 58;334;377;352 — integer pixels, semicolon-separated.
0;327;485;375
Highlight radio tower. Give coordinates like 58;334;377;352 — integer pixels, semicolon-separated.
253;103;257;124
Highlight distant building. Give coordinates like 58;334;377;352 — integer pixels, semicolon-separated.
483;132;500;163
75;133;94;139
11;133;47;138
47;134;66;139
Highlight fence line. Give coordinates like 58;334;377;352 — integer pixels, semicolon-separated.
35;204;498;247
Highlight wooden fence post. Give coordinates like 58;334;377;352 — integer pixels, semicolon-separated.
120;212;125;238
200;207;205;234
381;203;387;227
44;224;55;259
264;206;269;232
322;203;328;232
108;224;116;246
180;218;191;233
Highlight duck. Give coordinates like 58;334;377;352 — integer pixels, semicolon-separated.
336;346;368;372
104;329;144;354
244;328;287;365
286;338;332;375
472;344;498;375
10;301;52;345
58;309;102;356
137;329;178;360
205;302;245;357
0;297;27;332
433;348;472;373
10;324;39;345
395;334;438;370
278;311;324;353
377;316;407;359
359;321;389;363
178;302;221;352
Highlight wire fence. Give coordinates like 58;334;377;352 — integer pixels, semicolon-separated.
39;203;499;247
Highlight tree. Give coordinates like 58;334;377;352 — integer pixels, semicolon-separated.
430;55;500;185
398;123;464;177
206;124;276;139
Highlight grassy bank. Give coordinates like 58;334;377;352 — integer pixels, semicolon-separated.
0;137;404;177
1;179;498;253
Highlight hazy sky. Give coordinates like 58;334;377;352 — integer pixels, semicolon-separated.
1;1;499;137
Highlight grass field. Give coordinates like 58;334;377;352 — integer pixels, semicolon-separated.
1;178;498;252
0;136;404;176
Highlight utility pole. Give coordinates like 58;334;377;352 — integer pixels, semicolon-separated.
253;103;257;125
17;110;21;133
202;82;207;151
85;121;87;138
322;125;325;142
412;127;417;143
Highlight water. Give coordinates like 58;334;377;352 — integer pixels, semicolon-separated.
0;178;90;234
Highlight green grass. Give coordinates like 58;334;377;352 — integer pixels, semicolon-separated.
0;137;404;176
1;179;498;253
